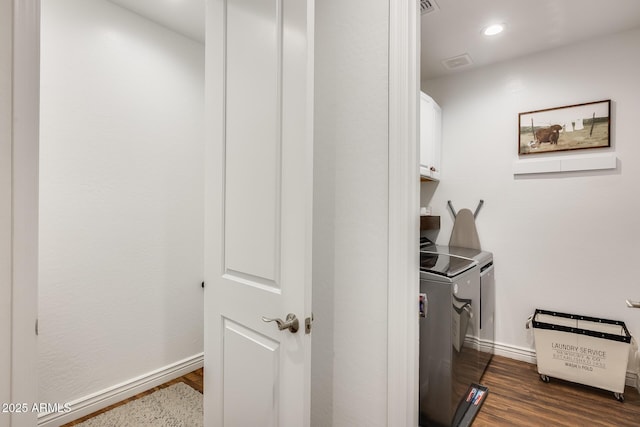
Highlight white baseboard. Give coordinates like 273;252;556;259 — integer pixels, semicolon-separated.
627;371;639;393
37;352;204;427
493;340;537;364
492;341;638;390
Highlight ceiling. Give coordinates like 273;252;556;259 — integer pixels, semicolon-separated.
108;0;640;81
420;0;640;81
107;0;205;43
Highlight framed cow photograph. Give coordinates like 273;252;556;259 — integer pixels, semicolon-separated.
518;100;611;155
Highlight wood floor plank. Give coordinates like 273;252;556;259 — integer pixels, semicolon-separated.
473;355;640;427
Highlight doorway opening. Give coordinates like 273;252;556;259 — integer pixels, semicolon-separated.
37;0;205;424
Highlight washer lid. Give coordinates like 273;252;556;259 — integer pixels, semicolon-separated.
437;245;493;267
420;251;477;277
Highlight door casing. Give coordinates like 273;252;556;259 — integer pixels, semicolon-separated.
3;1;40;426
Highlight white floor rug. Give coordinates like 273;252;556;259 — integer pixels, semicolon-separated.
75;383;203;427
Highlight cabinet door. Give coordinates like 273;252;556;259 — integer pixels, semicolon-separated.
419;93;433;177
420;92;441;180
431;99;442;180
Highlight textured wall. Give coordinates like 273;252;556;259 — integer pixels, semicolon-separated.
312;0;390;425
422;28;640;358
39;0;204;403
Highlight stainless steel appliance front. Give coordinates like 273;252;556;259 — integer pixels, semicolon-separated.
419;247;494;427
419;263;479;426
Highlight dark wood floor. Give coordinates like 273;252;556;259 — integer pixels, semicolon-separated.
63;356;640;426
474;355;640;426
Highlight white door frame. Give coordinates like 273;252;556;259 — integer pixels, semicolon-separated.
2;1;40;426
1;0;14;423
388;0;420;425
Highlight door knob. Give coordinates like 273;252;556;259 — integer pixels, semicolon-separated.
262;313;299;333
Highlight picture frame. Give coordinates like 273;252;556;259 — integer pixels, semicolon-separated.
518;100;611;155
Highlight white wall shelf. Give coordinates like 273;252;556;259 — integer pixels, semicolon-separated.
513;152;616;175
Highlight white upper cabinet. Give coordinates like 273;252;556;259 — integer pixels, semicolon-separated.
420;91;442;180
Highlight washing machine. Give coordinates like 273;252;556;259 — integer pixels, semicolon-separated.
419;246;494;426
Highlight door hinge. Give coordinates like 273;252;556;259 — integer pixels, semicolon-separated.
35;318;39;336
305;313;314;334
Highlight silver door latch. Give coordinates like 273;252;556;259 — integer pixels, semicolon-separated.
305;313;314;334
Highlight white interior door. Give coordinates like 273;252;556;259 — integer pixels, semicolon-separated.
204;0;314;425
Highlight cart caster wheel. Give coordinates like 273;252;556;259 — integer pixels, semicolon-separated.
539;374;550;383
614;392;624;403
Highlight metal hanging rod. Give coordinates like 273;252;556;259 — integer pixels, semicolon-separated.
447;200;457;218
474;200;484;218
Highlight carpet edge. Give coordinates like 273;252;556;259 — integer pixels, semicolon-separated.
74;382;203;427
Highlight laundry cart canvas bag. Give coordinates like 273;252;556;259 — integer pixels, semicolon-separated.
529;309;632;401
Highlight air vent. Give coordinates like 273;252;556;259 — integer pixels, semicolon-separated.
420;0;439;15
441;53;473;70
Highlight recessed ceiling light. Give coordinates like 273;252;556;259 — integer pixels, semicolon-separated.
483;24;504;36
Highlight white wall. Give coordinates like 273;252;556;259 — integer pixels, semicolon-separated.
422;28;640;358
312;0;390;425
39;0;204;405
